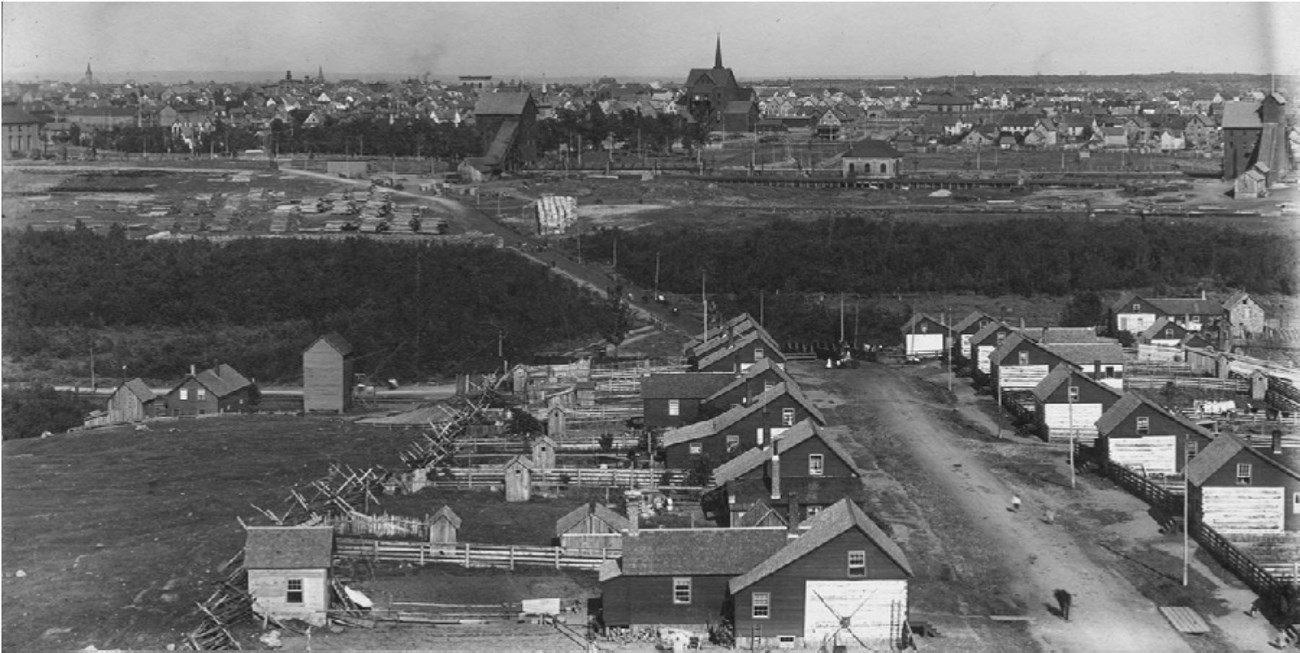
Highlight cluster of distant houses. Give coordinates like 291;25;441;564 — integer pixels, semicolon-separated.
86;362;257;428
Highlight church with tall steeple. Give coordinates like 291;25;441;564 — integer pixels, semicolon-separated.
680;35;753;128
81;62;95;86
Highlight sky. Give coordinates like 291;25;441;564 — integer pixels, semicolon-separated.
3;2;1299;82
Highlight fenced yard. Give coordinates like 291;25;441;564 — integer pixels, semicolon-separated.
334;537;616;571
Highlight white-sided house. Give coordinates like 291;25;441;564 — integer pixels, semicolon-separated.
1095;393;1214;479
900;313;948;358
1110;292;1163;335
245;526;334;627
971;321;1017;377
1031;364;1124;445
1186;432;1300;534
950;310;1000;362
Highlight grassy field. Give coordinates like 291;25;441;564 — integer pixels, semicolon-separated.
0;413;616;650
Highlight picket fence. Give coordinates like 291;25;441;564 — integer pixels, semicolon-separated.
422;466;692;489
334;536;616;570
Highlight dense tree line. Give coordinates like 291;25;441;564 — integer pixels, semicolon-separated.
1;385;97;440
3;227;623;383
579;217;1294;298
536;104;703;155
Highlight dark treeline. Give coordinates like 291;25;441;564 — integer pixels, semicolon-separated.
3;227;622;382
1;385;98;440
581;217;1294;298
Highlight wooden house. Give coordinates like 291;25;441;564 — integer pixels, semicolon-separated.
1039;341;1126;390
1222;290;1266;338
1186;433;1300;533
471;91;538;172
950;311;1000;363
641;372;735;430
702;358;798;414
663;382;827;470
1094;393;1215;477
706;420;861;526
303;333;355;413
163;363;256;417
694;329;786;374
840;139;902;179
1139;317;1188;347
971;321;1017;378
531;435;557;470
555;502;631;553
730;499;913;651
503;455;534;502
244;526;334;627
988;333;1069;394
1031;364;1123;444
429;506;461;544
106;378;158;424
685;313;758;356
598;526;789;631
900;313;948;358
1110;292;1220;335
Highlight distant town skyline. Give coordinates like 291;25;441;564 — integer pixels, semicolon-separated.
4;2;1298;83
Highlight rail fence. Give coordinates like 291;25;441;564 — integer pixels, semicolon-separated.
1123;376;1247;393
422;466;693;490
334;537;616;570
1103;460;1182;511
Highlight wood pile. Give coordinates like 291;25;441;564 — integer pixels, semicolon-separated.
185;553;256;650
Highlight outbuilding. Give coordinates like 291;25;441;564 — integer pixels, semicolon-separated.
303;333;355;413
555;502;631;553
244;526;334;627
106;378;158;424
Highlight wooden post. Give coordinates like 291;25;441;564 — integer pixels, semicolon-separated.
464;542;471;568
555;547;561;569
510;545;516;570
420;542;426;566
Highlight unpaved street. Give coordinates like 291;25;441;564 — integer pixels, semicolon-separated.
810;362;1194;652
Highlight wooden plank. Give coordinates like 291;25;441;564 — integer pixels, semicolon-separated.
1159;606;1210;634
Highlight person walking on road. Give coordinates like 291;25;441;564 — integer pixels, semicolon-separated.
1054;589;1073;621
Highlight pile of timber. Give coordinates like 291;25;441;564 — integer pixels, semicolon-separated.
186;553;256;650
252;464;388;526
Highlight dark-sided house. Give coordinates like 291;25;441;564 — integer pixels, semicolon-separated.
662;382;826;470
1031;364;1123;444
469;91;538;174
641;372;735;430
680;36;753;128
950;310;1000;363
1110;292;1221;335
106;378;158;424
989;333;1070;394
900;313;948;358
971;321;1017;378
303;333;355;413
991;331;1126;393
693;328;786;374
1186;432;1300;533
555;502;632;553
702;358;798;414
1139;317;1189;348
686;313;758;355
1094;393;1215;478
598;526;789;631
706;420;861;526
163;363;257;417
730;499;913;651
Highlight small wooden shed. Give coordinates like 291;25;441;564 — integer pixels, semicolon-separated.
547;404;568;439
429;505;462;544
531;435;558;470
107;378;157;424
555;502;631;553
504;455;534;502
303;333;355;413
244;526;334;627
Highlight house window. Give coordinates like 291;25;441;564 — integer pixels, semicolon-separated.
197;388;206;400
1293;492;1299;515
754;347;765;361
1133;303;1141;312
781;408;796;426
752;592;771;619
1136;417;1150;435
668;399;680;417
726;435;740;452
689;443;703;456
1236;463;1252;485
1187;440;1199;457
847;551;867;577
809;454;825;476
879;163;887;174
286;578;303;604
179;388;189;401
1106;367;1117;378
756;429;765;445
764;383;775;392
1018;351;1030;366
805;506;822;518
673;577;692;604
1067;386;1080;403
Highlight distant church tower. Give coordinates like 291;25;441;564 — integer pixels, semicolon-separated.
82;62;95;86
680;34;752;128
317;65;324;83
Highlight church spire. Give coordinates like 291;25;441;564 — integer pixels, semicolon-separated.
714;33;723;69
318;65;324;83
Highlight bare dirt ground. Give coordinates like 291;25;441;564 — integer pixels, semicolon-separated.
790;360;1283;652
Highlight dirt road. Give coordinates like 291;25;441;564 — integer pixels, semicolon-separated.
835;363;1192;652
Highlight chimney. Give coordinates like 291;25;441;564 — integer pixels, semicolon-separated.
1042;327;1048;342
190;364;196;376
769;445;781;501
1273;430;1283;455
786;492;800;536
625;491;640;536
1201;289;1207;301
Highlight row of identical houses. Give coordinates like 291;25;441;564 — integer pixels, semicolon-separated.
597;313;914;649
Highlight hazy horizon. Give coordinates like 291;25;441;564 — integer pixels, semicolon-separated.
4;3;1298;82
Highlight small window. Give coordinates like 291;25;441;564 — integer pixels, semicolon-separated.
752;592;771;618
1236;463;1252;485
1132;303;1141;312
764;383;775;392
673;577;692;604
809;454;825;476
805;505;822;518
754;347;765;361
781;408;796;426
1018;351;1030;366
1136;416;1150;435
667;399;680;417
726;435;740;451
689;442;703;456
286;578;303;604
179;388;189;401
1293;492;1299;515
847;551;867;577
756;428;765;445
197;388;206;400
1067;386;1080;403
1187;440;1199;457
1106;366;1117;378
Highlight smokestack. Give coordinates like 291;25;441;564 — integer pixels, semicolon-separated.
786;492;800;536
1273;430;1283;455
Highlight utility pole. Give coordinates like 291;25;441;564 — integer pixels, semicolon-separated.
653;251;660;299
1182;433;1190;586
702;270;708;343
1068;372;1076;488
946;307;952;392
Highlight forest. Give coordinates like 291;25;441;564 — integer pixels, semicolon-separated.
578;216;1295;299
2;227;626;384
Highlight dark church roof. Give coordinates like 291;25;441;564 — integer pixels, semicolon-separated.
844;139;901;159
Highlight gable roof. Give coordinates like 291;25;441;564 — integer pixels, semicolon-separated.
473;92;533;116
1042;342;1126;366
307;332;353;356
196;363;253;397
117;377;157;403
952;310;998;334
687;314;757;354
988;332;1046;367
971;320;1013;344
735;500;788;528
844;139;900;159
1030;327;1109;344
703;358;796;405
729;499;911;593
711;419;860;486
615;527;789;577
244;526;334;569
1031;363;1123;402
900;312;947;335
1140;317;1184;340
1186;433;1300;486
431;505;462;529
555;502;631;537
642;372;735;400
1146;297;1220;316
1110;290;1140;313
1220;101;1262;129
695;329;783;371
663;382;826;447
1094;393;1215;438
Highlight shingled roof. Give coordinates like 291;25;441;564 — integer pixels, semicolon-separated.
1042;342;1126;366
1094;393;1215;438
555;502;631;537
662;382;826;448
729;499;911;593
703;358;796;405
118;378;157;403
1185;433;1300;486
612;527;789;577
244;526;334;569
1220;101;1262;129
695;329;783;371
473;92;533;116
641;372;734;400
193;363;253;397
951;310;999;334
1031;363;1122;403
844;139;900;159
900;313;947;335
711;419;860;486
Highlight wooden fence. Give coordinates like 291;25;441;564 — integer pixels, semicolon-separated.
1123;376;1247;393
1103;460;1182;512
422;466;693;490
1189;520;1291;599
334;537;616;570
319;512;433;540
